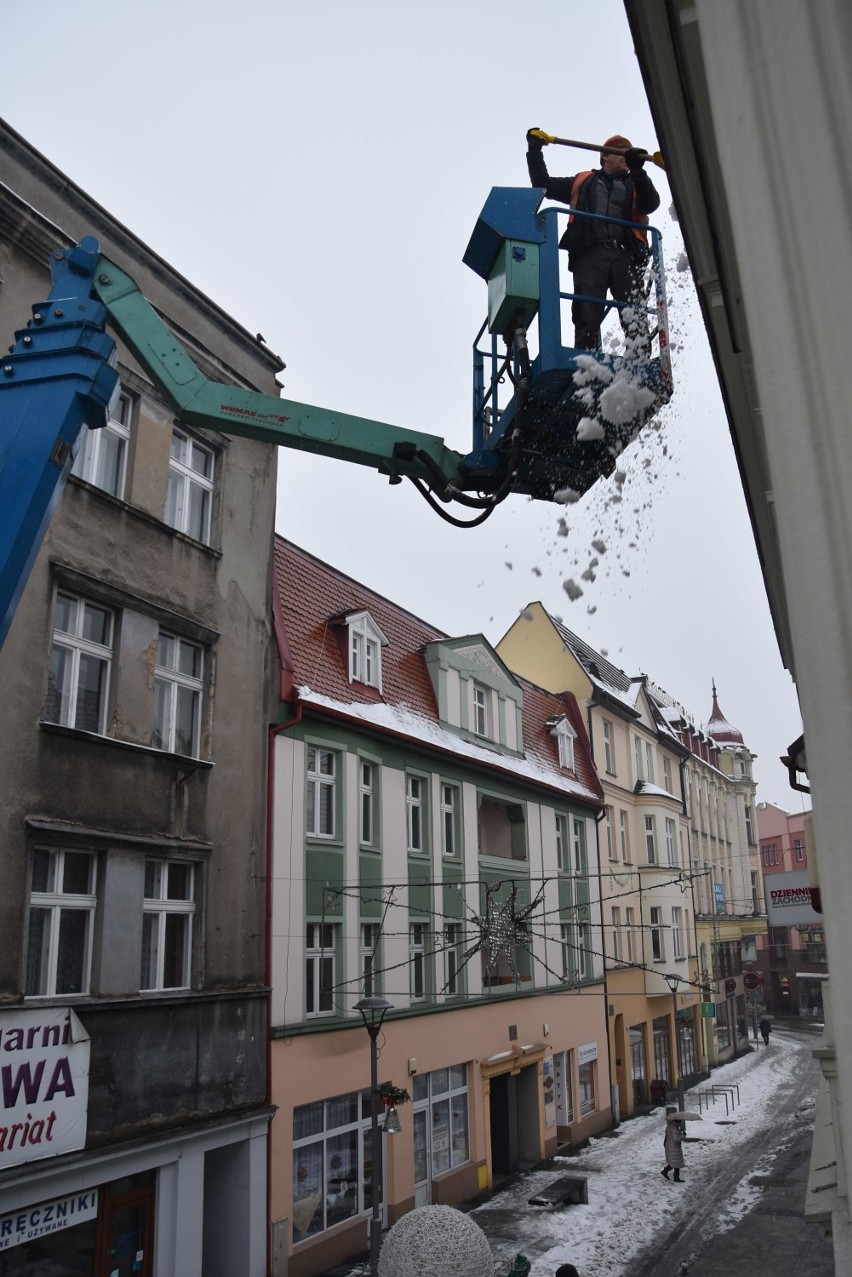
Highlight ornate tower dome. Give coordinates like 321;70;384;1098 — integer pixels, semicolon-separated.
706;679;745;746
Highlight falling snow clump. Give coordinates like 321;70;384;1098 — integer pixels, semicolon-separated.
576;416;605;441
563;578;584;601
599;373;656;425
554;486;581;505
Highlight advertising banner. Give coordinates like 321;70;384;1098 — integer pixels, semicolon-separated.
765;871;822;926
0;1189;98;1252
0;1007;90;1171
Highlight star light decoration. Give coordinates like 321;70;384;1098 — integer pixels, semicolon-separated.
467;880;545;981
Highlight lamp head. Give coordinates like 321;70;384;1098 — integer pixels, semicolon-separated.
355;996;393;1033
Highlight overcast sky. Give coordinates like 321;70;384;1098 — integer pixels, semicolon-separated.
1;0;805;805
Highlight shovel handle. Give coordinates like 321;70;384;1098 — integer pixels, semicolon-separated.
528;128;666;171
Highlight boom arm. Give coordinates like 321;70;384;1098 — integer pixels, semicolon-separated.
93;257;468;490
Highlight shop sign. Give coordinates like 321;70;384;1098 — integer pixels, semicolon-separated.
578;1041;597;1065
0;1008;90;1171
714;882;725;913
700;1002;716;1018
765;871;822;926
0;1189;98;1251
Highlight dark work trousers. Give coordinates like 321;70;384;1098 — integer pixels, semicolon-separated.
571;242;650;356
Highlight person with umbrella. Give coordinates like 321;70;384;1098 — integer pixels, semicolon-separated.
662;1107;687;1182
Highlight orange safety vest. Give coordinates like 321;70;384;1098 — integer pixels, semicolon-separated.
568;171;649;248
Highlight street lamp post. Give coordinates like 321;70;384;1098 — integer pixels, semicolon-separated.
355;996;393;1277
663;974;686;1111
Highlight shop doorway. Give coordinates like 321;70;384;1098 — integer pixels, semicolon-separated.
489;1065;540;1180
98;1174;155;1277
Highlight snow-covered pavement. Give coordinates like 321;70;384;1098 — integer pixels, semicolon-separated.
471;1027;820;1275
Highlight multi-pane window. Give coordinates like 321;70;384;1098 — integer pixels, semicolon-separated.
561;921;588;981
633;736;644;782
611;906;622;962
602;719;615;773
306;923;336;1016
153;631;204;757
410;923;427;1001
665;817;678;866
165;429;214;543
744;805;755;845
444;922;463;996
141;859;195;990
625;907;636;962
644;742;655;783
650;906;664;961
441;784;458;857
603;806;616;860
555;814;569;871
619;810;631;863
406;775;425;853
45;592;113;734
413;1066;469;1179
359;761;375;846
349;616;382;689
663;756;673;794
72;390;132;498
26;849;95;997
292;1090;380;1243
472;682;490;738
307;748;336;838
672;906;684;960
572;819;586;873
794;838;805;862
644;815;657;864
554;721;576;771
361;923;379;997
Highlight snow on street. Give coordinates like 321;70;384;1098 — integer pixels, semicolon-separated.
472;1026;820;1275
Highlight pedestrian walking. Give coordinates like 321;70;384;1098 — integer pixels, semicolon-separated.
555;1266;580;1277
662;1109;686;1183
759;1017;771;1045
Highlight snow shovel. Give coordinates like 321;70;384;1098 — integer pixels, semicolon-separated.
528;128;666;171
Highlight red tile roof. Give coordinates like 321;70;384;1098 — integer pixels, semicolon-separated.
274;538;603;808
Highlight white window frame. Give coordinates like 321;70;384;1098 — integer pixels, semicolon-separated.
72;389;132;498
551;718;577;771
602;719;615;773
633;735;644;782
166;428;214;543
619;810;631;863
663;756;673;794
409;923;427;1001
650;906;664;961
306;922;337;1016
611;906;622;962
412;1066;470;1178
472;682;491;738
26;848;96;998
141;858;195;991
561;920;588;980
444;922;463;996
441;783;458;857
645;741;655;783
556;813;569;871
292;1089;378;1243
644;814;657;864
572;819;586;874
406;775;425;853
625;906;635;963
794;838;805;862
672;907;684;960
46;591;114;735
361;922;379;997
603;806;616;860
153;630;204;757
665;817;678;866
307;748;337;839
359;760;375;846
348;613;385;689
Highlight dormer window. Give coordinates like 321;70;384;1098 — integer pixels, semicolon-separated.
550;717;577;771
472;681;491;738
347;612;387;690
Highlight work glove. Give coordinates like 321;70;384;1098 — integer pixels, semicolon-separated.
624;146;648;169
526;127;547;150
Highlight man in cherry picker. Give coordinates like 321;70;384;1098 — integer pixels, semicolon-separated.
525;129;661;357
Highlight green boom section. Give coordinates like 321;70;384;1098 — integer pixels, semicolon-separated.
93;258;467;489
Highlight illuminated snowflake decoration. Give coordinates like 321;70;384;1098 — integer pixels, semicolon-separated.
466;881;544;980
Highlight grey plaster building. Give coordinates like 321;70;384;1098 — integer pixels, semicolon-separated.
0;121;280;1275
